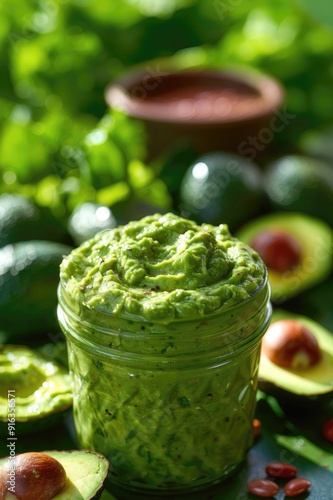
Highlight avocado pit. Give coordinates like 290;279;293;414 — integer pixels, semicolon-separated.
1;452;67;500
262;319;321;370
250;229;301;272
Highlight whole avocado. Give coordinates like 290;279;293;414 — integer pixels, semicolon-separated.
0;240;72;341
264;155;333;226
179;152;264;231
67;201;117;246
0;193;68;247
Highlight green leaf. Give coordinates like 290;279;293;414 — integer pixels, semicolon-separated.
0;120;49;182
295;0;333;29
96;182;130;206
128;160;154;188
83;130;125;189
136;178;173;210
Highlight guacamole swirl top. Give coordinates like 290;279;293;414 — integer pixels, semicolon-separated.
60;213;266;323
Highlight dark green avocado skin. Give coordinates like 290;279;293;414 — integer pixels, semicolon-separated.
287;275;333;333
0;240;72;340
258;379;333;415
0;409;72;437
258;310;333;415
0;193;68;248
263;155;333;226
179;152;264;232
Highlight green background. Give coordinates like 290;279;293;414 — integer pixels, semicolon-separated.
0;1;333;498
1;0;333;219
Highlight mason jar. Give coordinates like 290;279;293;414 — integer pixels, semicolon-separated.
57;270;271;496
57;212;271;495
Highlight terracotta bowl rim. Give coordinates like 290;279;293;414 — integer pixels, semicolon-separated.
105;66;285;127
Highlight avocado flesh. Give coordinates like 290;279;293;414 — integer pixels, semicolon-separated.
236;212;333;302
0;345;72;434
0;450;109;500
47;451;109;500
259;310;333;401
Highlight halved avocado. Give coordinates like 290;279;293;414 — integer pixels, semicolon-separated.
0;345;72;435
258;310;333;411
0;450;109;500
236;212;333;302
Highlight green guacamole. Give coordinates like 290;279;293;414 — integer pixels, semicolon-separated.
58;213;270;492
60;212;265;323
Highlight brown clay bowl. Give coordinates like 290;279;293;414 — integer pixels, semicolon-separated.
105;67;285;159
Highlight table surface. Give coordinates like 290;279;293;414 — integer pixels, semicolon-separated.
1;390;332;500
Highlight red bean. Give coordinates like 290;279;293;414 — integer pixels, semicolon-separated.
283;478;311;497
322;418;333;443
247;479;279;497
265;461;298;478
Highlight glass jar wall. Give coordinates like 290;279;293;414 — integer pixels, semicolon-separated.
57;276;271;496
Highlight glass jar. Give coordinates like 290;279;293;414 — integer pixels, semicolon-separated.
58;274;271;496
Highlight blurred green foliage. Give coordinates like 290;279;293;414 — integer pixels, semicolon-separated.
0;0;332;219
